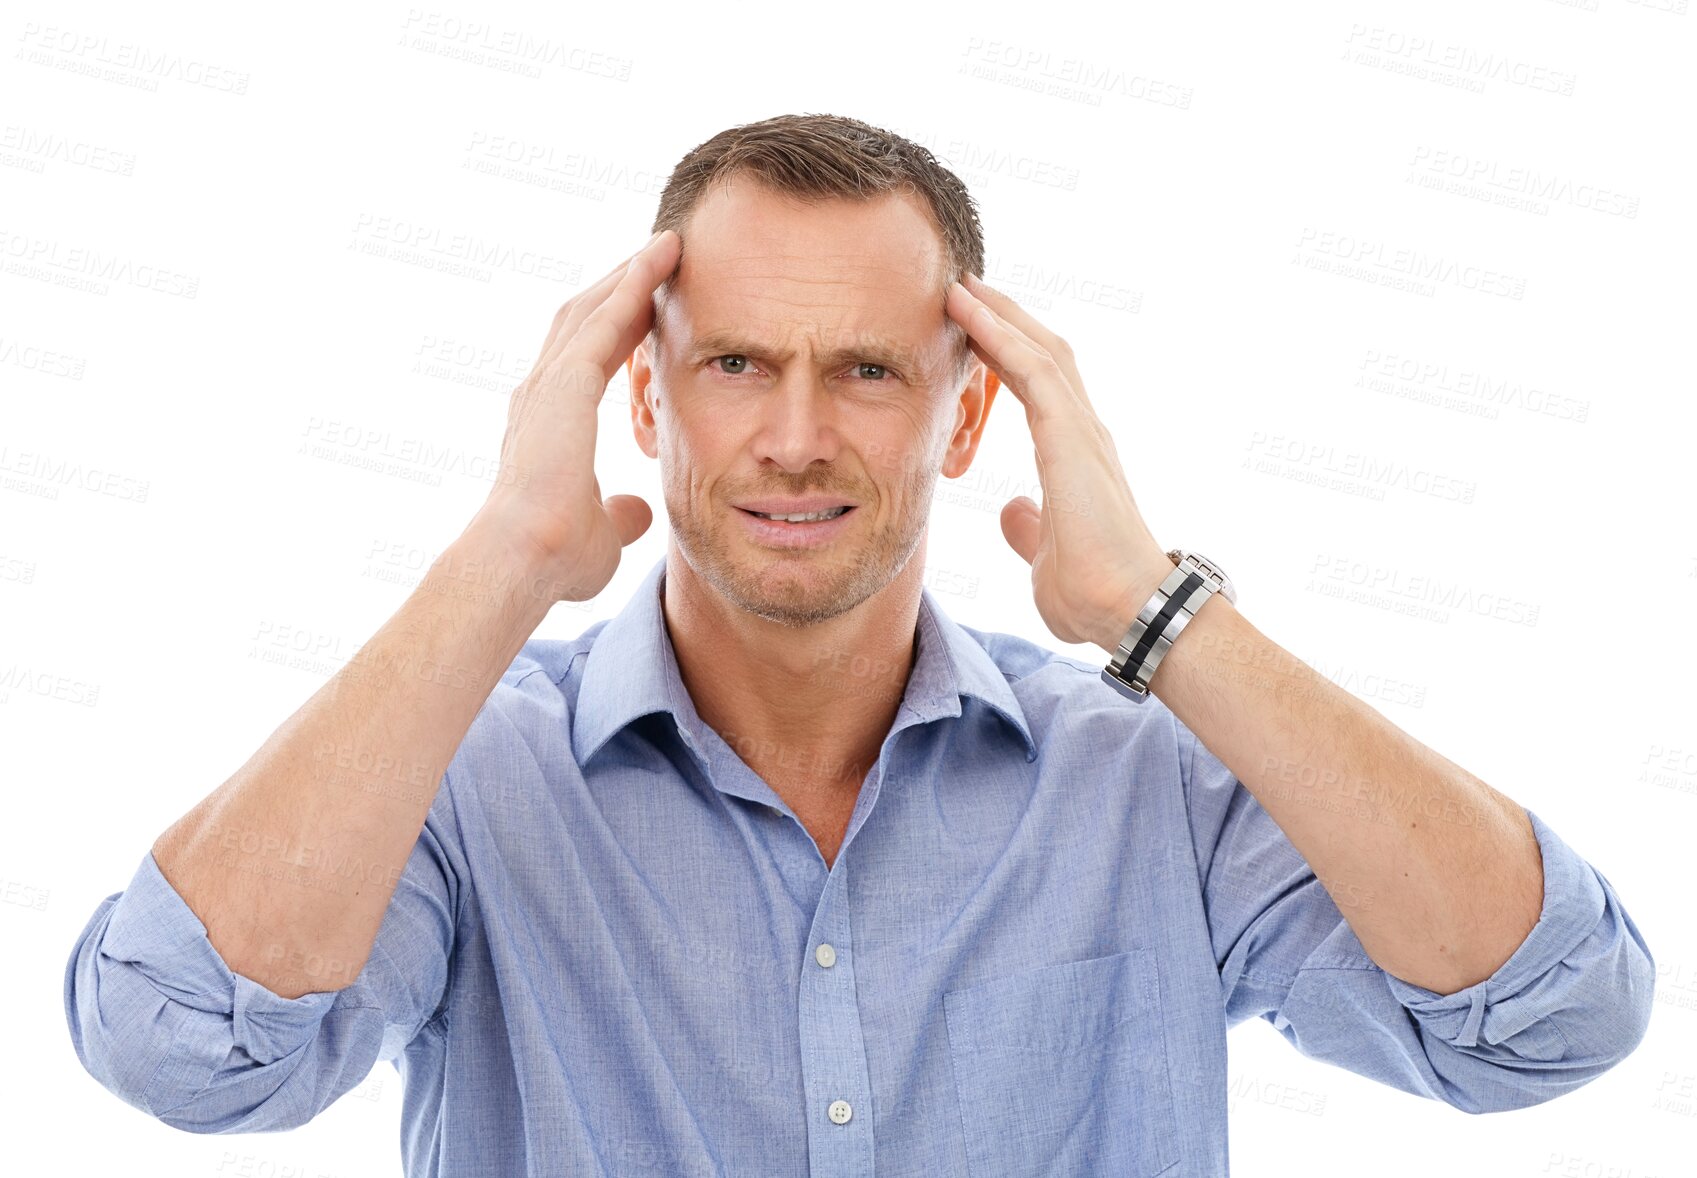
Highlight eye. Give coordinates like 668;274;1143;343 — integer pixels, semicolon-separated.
706;355;899;382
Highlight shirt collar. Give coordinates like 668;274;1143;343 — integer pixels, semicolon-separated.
570;555;1038;770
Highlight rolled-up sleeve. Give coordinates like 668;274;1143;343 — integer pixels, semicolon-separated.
1177;716;1656;1113
62;777;463;1133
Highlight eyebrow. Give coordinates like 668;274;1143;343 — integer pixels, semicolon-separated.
684;329;927;375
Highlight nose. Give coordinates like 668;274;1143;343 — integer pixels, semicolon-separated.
751;370;845;474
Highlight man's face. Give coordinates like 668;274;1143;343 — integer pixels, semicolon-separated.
629;178;994;627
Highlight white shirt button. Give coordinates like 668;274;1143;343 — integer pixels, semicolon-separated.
815;942;837;968
828;1099;853;1124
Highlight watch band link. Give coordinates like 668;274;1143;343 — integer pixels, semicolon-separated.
1100;553;1223;702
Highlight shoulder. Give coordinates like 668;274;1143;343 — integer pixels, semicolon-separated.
510;627;603;691
435;628;604;797
488;623;614;719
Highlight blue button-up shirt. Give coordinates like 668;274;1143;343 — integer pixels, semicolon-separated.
64;554;1653;1176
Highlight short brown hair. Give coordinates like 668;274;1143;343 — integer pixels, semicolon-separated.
647;113;984;379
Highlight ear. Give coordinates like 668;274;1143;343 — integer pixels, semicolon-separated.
940;362;999;479
628;337;659;459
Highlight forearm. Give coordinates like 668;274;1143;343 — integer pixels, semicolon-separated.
1106;588;1544;995
151;510;555;999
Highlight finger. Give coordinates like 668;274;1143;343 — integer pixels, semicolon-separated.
958;280;1108;465
569;230;682;389
946;281;1082;430
960;332;997;380
961;273;1089;402
946;282;1108;524
537;231;677;375
519;258;634;391
601;493;654;548
1000;495;1042;565
504;219;668;487
529;260;627;378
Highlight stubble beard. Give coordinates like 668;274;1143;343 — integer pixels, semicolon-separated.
664;454;938;628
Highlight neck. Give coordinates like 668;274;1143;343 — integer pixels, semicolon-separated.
660;538;922;796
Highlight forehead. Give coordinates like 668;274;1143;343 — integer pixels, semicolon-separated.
660;178;953;362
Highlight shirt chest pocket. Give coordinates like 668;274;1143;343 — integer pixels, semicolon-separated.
943;948;1181;1177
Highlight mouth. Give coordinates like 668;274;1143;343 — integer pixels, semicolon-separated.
733;503;860;548
735;505;855;523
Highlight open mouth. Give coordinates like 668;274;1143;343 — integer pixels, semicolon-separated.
737;506;855;523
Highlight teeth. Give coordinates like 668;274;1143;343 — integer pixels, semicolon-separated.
751;506;849;522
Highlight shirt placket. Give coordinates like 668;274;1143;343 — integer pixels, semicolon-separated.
799;865;876;1177
695;705;925;1176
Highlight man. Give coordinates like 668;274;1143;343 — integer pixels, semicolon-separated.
64;114;1653;1176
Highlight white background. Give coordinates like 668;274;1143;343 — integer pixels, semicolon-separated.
3;0;1693;1174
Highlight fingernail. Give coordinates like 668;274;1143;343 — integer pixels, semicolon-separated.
644;229;665;248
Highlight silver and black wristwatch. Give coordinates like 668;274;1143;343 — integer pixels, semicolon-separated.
1100;549;1237;702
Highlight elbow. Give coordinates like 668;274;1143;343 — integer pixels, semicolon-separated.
61;861;356;1134
1548;912;1656;1077
66;970;317;1135
64;945;220;1122
151;1078;317;1136
1451;922;1657;1116
63;920;304;1133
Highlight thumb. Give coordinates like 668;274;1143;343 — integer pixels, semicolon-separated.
1000;495;1041;565
602;494;654;547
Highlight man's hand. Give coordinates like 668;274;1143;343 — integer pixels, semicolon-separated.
472;228;682;603
944;273;1170;650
